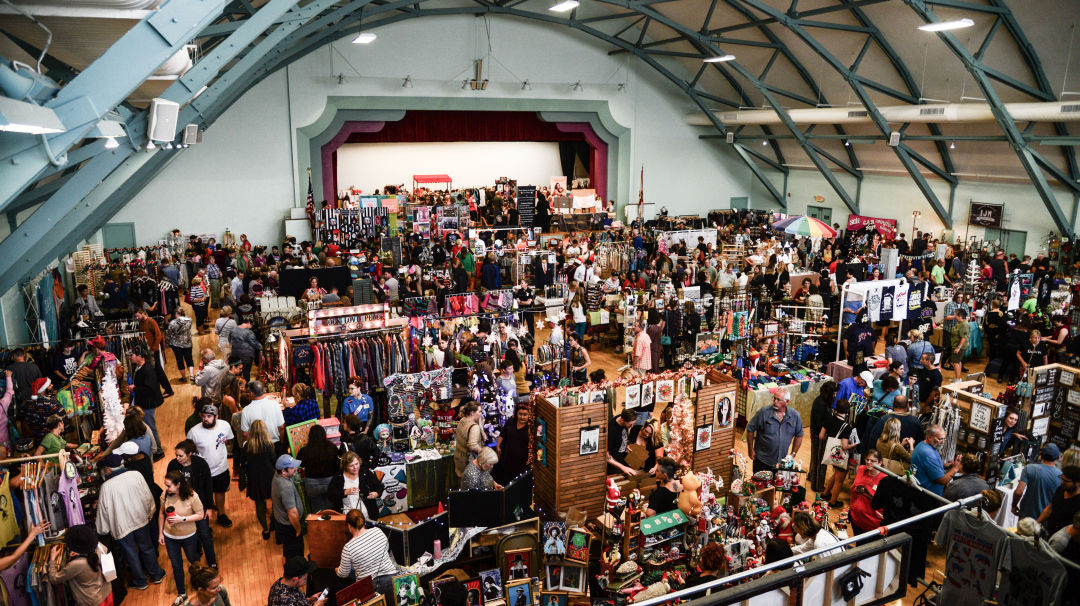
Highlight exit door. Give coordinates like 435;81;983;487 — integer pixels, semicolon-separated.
985;228;1027;258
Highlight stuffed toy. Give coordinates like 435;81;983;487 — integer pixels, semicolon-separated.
678;472;702;518
606;478;622;514
374;423;392;453
770;506;793;543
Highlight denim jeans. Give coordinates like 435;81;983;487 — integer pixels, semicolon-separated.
116;523;164;587
195;518;217;567
164;533;200;594
304;476;333;513
142;406;163;454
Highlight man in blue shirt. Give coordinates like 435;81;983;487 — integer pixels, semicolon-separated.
1014;443;1063;519
911;424;960;496
746;389;804;473
834;371;873;408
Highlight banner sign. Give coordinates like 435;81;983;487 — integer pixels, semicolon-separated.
846;214;897;238
968;202;1003;228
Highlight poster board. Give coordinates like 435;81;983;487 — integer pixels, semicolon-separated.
375;463;409;516
286;419;318;457
517;186;536;227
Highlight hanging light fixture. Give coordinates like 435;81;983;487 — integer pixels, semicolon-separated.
104;137;119;149
917;18;974;32
352;32;376;44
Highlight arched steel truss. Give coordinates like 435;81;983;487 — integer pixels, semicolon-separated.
0;0;1075;295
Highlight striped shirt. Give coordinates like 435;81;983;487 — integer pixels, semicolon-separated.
336;529;399;580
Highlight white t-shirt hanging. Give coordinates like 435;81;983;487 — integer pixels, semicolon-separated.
866;287;884;323
893;283;909;319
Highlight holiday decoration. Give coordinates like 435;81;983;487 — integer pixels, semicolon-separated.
666;395;695;467
677;472;702;518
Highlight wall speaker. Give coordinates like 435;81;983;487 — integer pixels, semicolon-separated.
725;132;734;144
147;98;180;142
888;131;901;147
182;124;199;145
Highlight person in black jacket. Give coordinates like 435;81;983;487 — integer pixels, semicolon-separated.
327;452;383;517
533;256;554;290
452;258;470;294
128;348;165;458
167;439;217;567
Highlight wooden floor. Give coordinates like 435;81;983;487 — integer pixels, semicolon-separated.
122;306;996;605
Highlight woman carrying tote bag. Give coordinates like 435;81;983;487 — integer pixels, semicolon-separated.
820;400;856;508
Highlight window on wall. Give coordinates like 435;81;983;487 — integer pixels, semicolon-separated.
806;205;832;224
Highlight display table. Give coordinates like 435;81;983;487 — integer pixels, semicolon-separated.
744;379;828;424
535;296;565;323
406;452;455;509
826;357;889;383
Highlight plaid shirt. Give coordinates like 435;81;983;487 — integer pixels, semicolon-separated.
282;398;320;427
204;262;222;280
943;301;958;332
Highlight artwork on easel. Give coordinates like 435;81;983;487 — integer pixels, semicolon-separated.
624;384;641;409
640;382;654;408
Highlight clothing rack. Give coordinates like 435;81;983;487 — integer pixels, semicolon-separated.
287;324;405;342
873;464;1080;572
2;331;145;349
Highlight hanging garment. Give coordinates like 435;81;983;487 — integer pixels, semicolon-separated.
880;286;895;322
997;537;1067;606
57;465;84;526
934;509;1008;606
0;473;20;547
893;283;909;319
866;287;884;323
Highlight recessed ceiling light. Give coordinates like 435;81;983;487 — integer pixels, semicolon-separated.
917;18;974;32
352;32;377;44
704;55;736;63
549;0;580;12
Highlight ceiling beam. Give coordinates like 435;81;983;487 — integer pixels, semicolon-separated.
739;0;955;228
904;0;1075;238
0;0;228;212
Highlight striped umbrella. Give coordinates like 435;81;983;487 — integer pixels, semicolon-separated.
771;215;837;238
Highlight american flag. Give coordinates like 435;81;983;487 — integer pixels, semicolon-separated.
306;169;315;226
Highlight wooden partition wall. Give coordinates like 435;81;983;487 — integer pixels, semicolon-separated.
533;371;738;520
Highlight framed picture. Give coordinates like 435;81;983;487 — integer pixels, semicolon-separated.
1033;416;1050;436
480;570;504;602
564;528;591;565
591;390;606;404
543;522;566;555
540;592;568;606
391;574;423;606
625;384;641;409
545;564;562;590
655;380;675;403
696;424;712;451
505;580;533;606
578;426;599;456
359;596;387;606
715;395;733;429
968;401;993;434
505;548;532;581
640;382;654;407
677;377;689;399
560;566;586;593
536;418;547;443
430;577;458;606
536;443;547;466
464;578;482;606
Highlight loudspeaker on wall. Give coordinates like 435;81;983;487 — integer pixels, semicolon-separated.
148;98;180;142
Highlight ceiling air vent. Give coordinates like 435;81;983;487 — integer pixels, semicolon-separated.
920;107;946;115
722;113;738;121
1061;104;1080;113
847;110;868;118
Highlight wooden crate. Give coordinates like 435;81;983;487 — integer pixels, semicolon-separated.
534;398;609;520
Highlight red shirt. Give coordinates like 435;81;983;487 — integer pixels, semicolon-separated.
849;465;884;531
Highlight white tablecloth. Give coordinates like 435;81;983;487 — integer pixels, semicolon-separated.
994;479;1020;530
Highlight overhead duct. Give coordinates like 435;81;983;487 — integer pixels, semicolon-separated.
686;101;1080;127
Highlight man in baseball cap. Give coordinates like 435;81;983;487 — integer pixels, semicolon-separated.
186;400;235;528
1014;441;1064;520
271;454;306;559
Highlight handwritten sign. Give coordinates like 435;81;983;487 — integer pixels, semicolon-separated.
1033;416;1050;437
1063;372;1075;387
969;401;993;434
1068;390;1080;406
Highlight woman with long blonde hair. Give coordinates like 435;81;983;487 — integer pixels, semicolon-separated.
243;420;276;540
875;417;913;474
